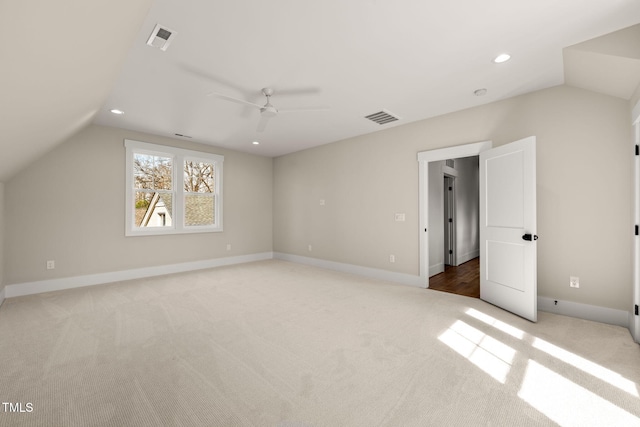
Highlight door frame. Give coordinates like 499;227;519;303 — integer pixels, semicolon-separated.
417;141;492;286
632;101;640;343
444;174;456;267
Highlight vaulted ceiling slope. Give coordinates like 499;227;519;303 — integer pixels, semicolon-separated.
564;24;640;99
0;0;154;182
2;1;640;182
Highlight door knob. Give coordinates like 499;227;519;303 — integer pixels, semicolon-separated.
522;233;538;241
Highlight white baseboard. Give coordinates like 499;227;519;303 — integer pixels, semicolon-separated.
428;251;478;277
457;250;479;266
538;296;630;328
274;252;425;288
5;252;274;298
429;263;444;277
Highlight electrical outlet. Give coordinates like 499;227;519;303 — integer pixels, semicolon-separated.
46;260;55;270
308;245;312;252
395;213;405;222
389;254;395;263
319;199;325;206
226;243;231;251
570;276;579;288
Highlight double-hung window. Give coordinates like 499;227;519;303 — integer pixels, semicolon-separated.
125;140;223;236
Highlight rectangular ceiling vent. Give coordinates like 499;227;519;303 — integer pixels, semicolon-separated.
146;24;176;51
364;110;400;125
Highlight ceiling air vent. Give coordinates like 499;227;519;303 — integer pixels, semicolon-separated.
146;24;176;51
364;110;400;125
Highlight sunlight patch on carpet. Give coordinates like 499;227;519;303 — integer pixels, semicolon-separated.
518;360;639;425
465;308;525;339
532;337;639;397
438;320;516;383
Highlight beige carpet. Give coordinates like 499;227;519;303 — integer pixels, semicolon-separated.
0;260;639;426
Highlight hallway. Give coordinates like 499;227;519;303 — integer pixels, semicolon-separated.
428;257;479;298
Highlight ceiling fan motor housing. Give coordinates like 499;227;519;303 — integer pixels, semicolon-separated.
261;104;278;117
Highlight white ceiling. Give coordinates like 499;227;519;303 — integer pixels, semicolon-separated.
2;1;640;181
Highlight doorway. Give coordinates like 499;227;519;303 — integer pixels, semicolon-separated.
418;138;538;321
417;141;491;293
430;156;480;298
428;257;480;298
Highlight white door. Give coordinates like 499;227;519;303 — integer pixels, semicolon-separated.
480;136;537;322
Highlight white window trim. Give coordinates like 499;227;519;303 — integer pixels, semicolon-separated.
125;139;224;236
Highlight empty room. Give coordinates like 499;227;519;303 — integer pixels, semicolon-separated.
1;1;640;426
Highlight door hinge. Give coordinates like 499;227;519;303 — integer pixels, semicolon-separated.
636;145;639;156
449;250;453;255
635;305;639;316
448;218;453;223
449;186;452;191
636;225;639;236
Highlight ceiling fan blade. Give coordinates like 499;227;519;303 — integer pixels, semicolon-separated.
180;64;250;95
207;92;263;109
272;87;322;97
278;106;330;113
256;115;270;132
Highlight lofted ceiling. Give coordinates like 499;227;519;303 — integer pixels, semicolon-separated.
2;1;640;182
564;24;640;99
0;0;154;182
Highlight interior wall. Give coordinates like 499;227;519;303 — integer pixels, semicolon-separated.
631;82;640;110
0;182;4;296
454;156;480;265
427;161;445;275
4;124;273;285
273;85;632;312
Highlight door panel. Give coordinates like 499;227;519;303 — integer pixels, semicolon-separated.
486;151;524;228
480;136;537;322
486;241;525;292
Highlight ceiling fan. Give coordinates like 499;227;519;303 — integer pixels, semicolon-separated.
208;87;327;132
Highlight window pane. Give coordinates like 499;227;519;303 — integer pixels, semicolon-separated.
184;160;214;193
135;191;173;228
134;153;172;190
134;154;154;190
185;194;214;226
154;156;173;190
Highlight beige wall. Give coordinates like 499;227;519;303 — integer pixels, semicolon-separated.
274;85;632;311
631;82;640;110
428;160;445;274
0;182;4;294
5;124;273;284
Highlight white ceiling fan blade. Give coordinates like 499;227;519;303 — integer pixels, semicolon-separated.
256;115;270;132
272;87;322;96
278;106;330;113
207;92;263;109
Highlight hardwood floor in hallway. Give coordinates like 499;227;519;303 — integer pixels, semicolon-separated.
428;257;479;298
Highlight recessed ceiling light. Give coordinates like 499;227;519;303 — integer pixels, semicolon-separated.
252;141;260;145
110;109;125;115
493;53;511;64
474;88;487;96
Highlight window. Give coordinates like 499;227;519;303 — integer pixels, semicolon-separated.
125;140;223;236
